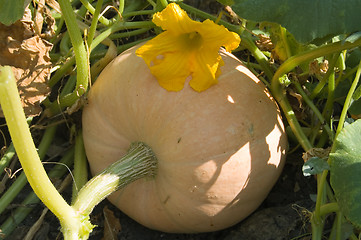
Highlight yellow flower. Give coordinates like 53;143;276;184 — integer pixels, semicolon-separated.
136;3;241;92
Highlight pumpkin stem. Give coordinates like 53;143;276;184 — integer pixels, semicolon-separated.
72;141;158;216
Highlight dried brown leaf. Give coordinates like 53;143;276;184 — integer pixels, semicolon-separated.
302;147;331;162
256;34;274;52
35;0;56;39
309;59;329;76
102;206;121;240
0;7;53;117
46;0;61;14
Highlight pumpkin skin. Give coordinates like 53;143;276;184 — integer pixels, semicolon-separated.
82;44;287;233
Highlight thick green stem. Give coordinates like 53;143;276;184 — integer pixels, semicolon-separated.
58;0;90;106
0;66;78;229
311;213;325;240
0;147;75;238
73;142;157;216
311;201;340;240
0;124;57;215
72;130;88;202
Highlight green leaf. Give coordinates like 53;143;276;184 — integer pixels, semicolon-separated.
345;48;361;69
0;0;28;26
302;157;330;177
344;32;361;44
231;0;361;43
349;98;361;116
217;0;235;5
330;119;361;228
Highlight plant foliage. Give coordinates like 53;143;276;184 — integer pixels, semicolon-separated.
0;0;29;25
228;0;361;43
330;119;361;228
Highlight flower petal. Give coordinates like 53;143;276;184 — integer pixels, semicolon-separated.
152;3;201;34
136;3;241;92
198;19;241;52
136;32;190;91
150;51;191;91
136;31;181;65
189;50;224;92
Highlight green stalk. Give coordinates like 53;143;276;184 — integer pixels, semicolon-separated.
271;38;361;151
319;202;339;216
88;38;151;62
311;61;361;240
0;143;15;176
122;10;156;19
60;32;71;56
79;0;113;26
119;0;124;14
89;21;155;52
58;0;90;106
279;26;292;59
293;81;333;140
328;212;342;240
241;37;274;80
46;36;151;116
0;147;75;238
309;53;341;100
72;130;88;202
86;0;103;47
158;0;168;8
48;56;76;88
320;54;339;120
0;66;79;234
46;21;154;115
72;142;157;216
108;28;151;40
334;59;361;139
311;214;324;240
319;66;335;133
60;75;77;98
0;119;57;215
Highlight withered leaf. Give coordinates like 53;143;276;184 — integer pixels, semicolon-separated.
303;147;331;162
102;206;121;240
0;7;53;117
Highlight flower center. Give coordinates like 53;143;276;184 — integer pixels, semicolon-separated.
180;31;203;50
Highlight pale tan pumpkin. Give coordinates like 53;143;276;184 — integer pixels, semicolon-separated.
82;44;287;233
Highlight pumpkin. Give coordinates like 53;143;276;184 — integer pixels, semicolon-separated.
82;44;287;233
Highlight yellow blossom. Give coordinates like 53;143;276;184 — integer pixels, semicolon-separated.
136;3;241;92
